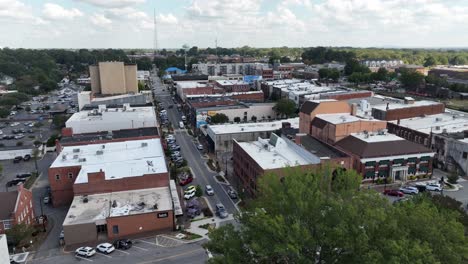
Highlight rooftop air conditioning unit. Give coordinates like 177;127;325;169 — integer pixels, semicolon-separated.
73;155;79;159
435;126;440;130
73;148;80;153
141;142;148;147
62;155;67;160
78;158;87;162
96;150;103;155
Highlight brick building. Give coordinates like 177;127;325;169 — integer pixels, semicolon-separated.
299;99;351;134
310;113;387;144
371;99;444;121
0;185;35;234
49;138;168;207
214;80;250;93
233;134;321;197
334;132;434;182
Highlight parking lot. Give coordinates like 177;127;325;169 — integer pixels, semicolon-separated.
32;236;208;264
0;155;37;191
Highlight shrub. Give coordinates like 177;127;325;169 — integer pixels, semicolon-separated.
195;185;203;197
447;171;459;184
16;141;23;146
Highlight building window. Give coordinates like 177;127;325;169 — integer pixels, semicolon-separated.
55;174;60;180
68;173;73;179
463;152;467;159
112;225;119;234
3;220;12;230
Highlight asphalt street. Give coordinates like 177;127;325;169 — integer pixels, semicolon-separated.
152;76;239;216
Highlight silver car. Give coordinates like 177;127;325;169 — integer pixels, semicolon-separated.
216;203;228;219
205;185;214;196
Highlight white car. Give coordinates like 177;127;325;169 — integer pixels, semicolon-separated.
399;186;419;195
75;247;96;257
14;134;24;139
0;130;3;135
96;243;115;254
166;135;175;141
196;144;203;150
426;183;442;192
10;122;19;127
184;189;196;200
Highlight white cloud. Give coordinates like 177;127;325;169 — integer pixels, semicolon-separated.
74;0;145;8
43;3;83;20
0;0;46;24
90;13;112;29
158;13;178;25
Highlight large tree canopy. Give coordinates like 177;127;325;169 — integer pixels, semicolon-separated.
274;99;296;118
205;168;468;264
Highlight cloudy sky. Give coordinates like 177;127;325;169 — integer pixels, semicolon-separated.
1;0;468;49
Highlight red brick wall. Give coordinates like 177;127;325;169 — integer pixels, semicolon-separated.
49;166;82;207
13;185;35;227
73;172;169;196
385;104;444;121
232;92;264;102
323;91;373;101
183;87;214;96
106;210;174;239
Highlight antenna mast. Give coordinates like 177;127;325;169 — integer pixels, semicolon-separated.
153;8;158;57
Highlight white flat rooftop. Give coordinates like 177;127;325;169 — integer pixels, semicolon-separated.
372;100;440;111
351;132;404;143
176;81;210;89
263;79;303;86
236;135;320;170
67;106;156;123
316;113;377;124
208;118;299;135
92;93;145;101
216;80;248;86
389;112;468;135
63;187;172;226
51;138;167;184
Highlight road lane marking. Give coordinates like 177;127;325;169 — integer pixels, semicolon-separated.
96;252;112;258
115;249;130;254
132;245;149;251
74;255;93;262
137;248;205;264
135;239;157;246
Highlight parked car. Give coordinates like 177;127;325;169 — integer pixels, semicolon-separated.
43;196;50;204
13;156;22;163
414;185;426;192
205;185;214;196
399;186;419;195
170;145;181;151
216;203;228;219
185;185;196;193
96;243;115;254
383;189;404;197
23;154;31;161
14;134;24;139
184;189;196;200
75;247;96;257
179;121;185;129
166;134;175;140
16;173;31;179
196;144;203;150
113;239;132;250
6;179;26;187
426;183;442;192
179;175;193;186
227;188;238;199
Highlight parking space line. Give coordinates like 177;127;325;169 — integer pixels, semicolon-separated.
74;255;93;262
115;249;130;254
96;252;112;258
132;245;149;251
135;239;157;246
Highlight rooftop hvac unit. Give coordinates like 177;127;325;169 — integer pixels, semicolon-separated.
83;197;88;203
78;158;87;162
435;126;440;130
141;142;148;147
96;150;103;155
435;117;443;122
73;148;80;153
102;145;105;149
73;155;79;159
62;155;67;160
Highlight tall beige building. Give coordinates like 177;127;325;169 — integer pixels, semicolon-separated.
89;62;138;95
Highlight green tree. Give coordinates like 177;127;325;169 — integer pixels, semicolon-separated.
52;114;67;128
195;185;203;197
399;69;425;90
210;113;229;124
424;56;437;67
136;57;153;71
447;170;459;184
251;115;257;122
375;67;388;81
233;117;241;123
205;168;468;264
0;107;10;118
5;223;35;247
344;59;370;75
274;99;296;118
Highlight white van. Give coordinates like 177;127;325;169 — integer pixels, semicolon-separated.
179;121;185;129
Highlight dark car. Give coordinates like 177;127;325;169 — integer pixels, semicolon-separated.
113;239;132;250
383;189;404;197
16;173;32;179
23;154;31;161
13;156;22;163
414;185;426;193
227;188;238;199
6;179;26;187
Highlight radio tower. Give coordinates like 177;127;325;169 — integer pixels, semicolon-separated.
153;8;158;57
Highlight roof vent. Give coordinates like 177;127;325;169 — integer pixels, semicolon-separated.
435;126;440;130
141;142;148;147
78;158;87;162
62;155;67;160
102;145;105;149
83;198;88;203
435;117;443;122
73;148;80;153
112;200;117;208
73;155;79;159
96;150;103;155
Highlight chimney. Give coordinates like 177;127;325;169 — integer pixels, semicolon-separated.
351;103;357;116
397;118;400;125
386;103;389;111
282;122;291;129
295;133;306;145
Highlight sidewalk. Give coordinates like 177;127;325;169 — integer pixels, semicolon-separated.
186;215;235;239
